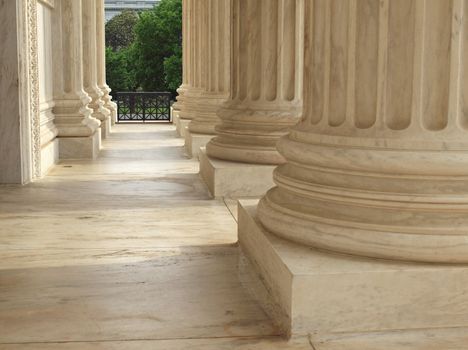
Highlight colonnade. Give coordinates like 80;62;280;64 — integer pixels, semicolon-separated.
53;0;116;159
177;0;468;338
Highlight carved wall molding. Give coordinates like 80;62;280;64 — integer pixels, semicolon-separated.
38;0;55;9
27;0;41;179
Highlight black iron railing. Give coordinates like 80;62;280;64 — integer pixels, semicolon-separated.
115;92;172;123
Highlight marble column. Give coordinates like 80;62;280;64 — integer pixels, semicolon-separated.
175;0;204;138
184;0;231;158
96;0;117;126
200;0;303;197
53;0;101;159
239;0;468;337
82;0;111;139
171;0;189;122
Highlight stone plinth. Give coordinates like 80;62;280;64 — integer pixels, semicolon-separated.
239;200;468;338
58;130;101;159
184;130;214;158
176;118;190;138
199;148;275;198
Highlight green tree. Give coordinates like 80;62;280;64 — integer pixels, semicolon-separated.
163;45;182;93
106;46;139;92
132;0;182;93
105;10;139;51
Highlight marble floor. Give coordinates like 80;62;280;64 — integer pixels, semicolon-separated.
0;124;309;349
2;123;467;349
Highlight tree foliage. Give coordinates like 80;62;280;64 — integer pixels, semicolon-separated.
105;0;182;95
105;10;139;51
132;0;182;93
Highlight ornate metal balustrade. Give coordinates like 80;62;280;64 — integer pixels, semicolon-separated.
115;92;172;123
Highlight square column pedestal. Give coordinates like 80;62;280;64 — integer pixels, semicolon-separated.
58;130;101;159
184;130;214;158
100;118;112;139
174;115;191;138
199;148;276;198
238;200;468;338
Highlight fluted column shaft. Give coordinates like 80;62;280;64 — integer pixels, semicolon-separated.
258;0;468;263
53;0;100;137
188;0;231;135
172;0;190;114
96;0;117;125
82;0;110;137
206;0;303;165
178;0;204;121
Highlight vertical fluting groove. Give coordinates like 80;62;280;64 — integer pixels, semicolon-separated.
294;0;304;106
222;0;231;95
212;0;216;92
231;0;239;99
461;0;468;129
422;0;452;131
182;0;187;85
214;0;220;93
310;0;326;125
196;0;202;88
375;0;389;129
249;0;261;101
276;0;283;103
328;0;348;127
263;0;278;101
189;0;196;87
303;0;313;124
282;0;297;102
385;0;415;130
411;0;425;130
238;0;248;100
216;0;222;93
355;0;379;129
447;0;464;130
322;0;331;125
345;0;357;127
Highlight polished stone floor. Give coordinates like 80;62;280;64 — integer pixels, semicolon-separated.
1;124;467;349
0;124;309;349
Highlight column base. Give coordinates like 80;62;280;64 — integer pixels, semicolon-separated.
58;130;101;159
40;139;59;177
199;148;275;197
173;114;191;138
184;130;214;158
100;118;112;139
238;200;468;338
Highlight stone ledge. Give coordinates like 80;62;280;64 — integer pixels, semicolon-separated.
199;148;275;198
238;200;468;338
184;130;214;158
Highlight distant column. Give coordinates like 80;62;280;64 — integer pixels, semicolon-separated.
174;0;204;138
82;0;111;138
199;0;304;197
53;0;101;159
206;0;303;165
184;0;231;158
96;0;118;126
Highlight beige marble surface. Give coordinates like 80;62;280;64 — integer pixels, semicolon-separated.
0;0;22;183
312;328;468;350
239;201;468;338
0;124;306;349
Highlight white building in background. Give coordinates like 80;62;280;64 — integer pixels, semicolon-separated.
105;0;161;21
